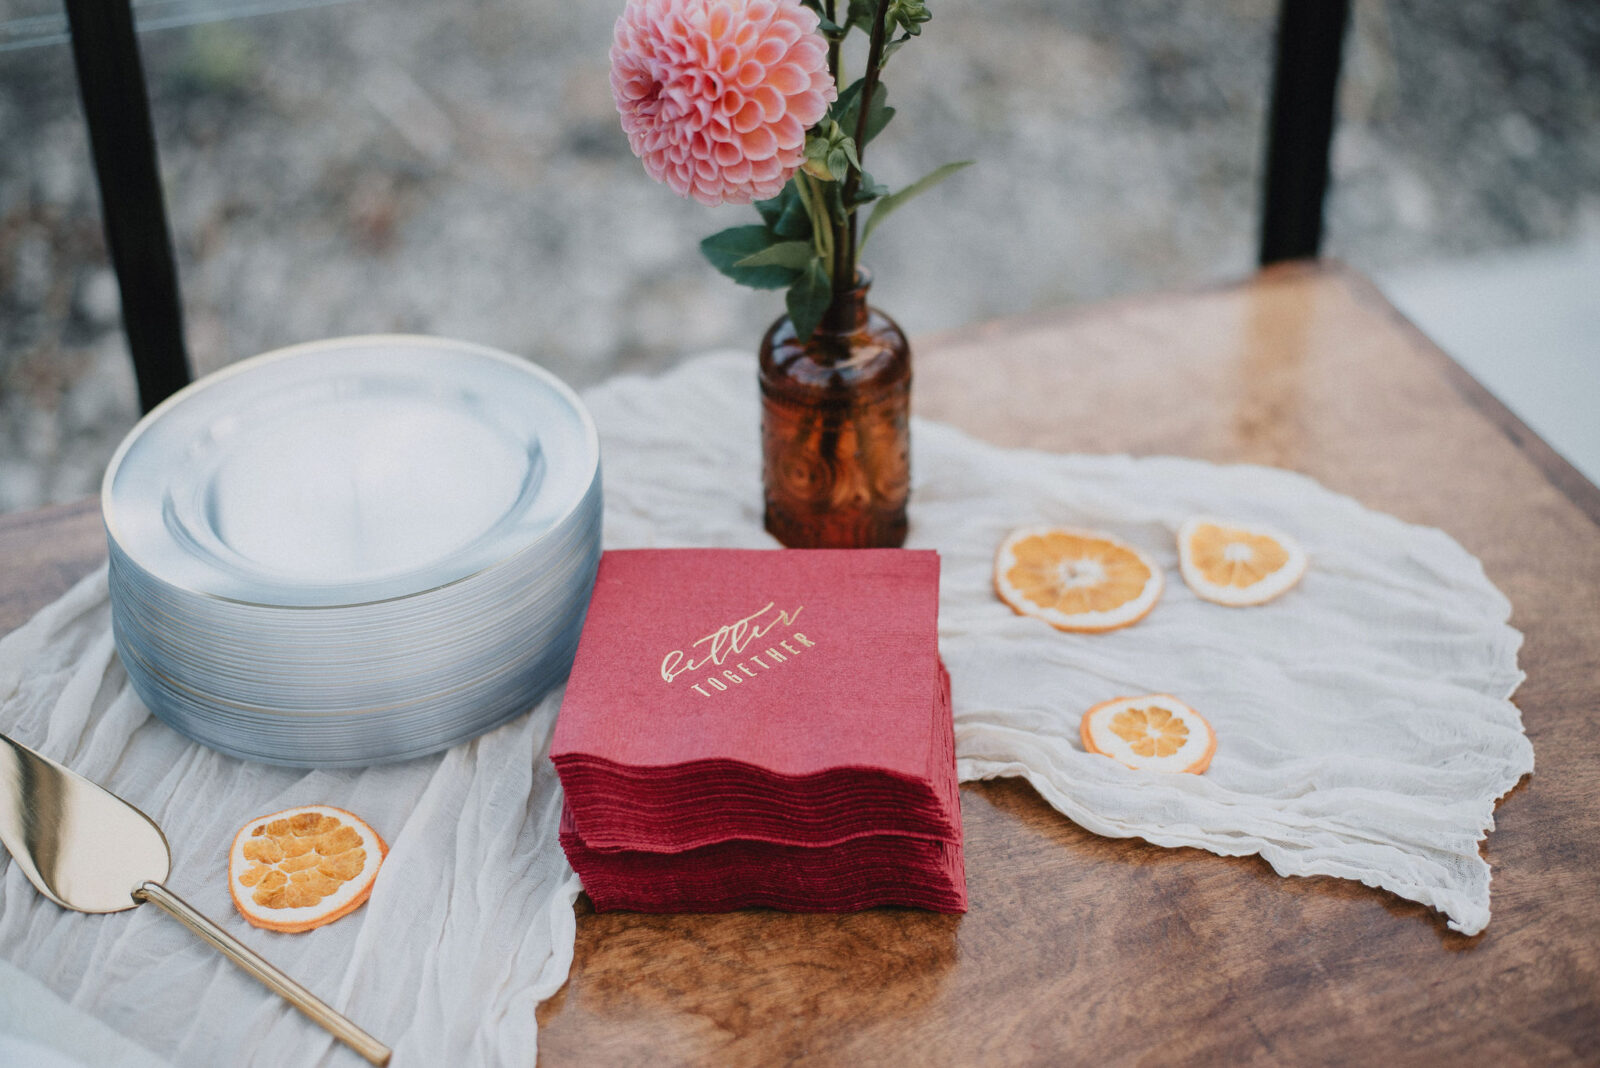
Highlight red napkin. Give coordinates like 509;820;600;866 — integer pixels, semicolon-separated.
559;804;966;914
552;549;965;913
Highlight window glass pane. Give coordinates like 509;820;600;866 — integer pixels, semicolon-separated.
1329;1;1599;268
2;0;1595;513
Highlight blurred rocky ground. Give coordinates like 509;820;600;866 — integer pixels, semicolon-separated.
1;0;1596;511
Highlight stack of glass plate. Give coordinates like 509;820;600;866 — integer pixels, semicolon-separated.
103;335;602;768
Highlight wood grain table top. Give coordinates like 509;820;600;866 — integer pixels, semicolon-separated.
2;262;1596;1064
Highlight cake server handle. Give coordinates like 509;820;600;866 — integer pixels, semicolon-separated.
133;881;392;1065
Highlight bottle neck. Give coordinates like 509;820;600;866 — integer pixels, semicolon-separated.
818;270;872;335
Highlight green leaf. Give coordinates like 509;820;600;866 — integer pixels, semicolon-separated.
887;0;931;35
826;148;850;181
701;225;800;289
845;0;877;32
754;189;788;228
756;184;810;240
799;123;863;182
828;79;861;126
865;100;895;145
880;33;911;65
840;137;861;171
861;160;973;247
846;170;889;206
859;86;895;146
772;190;811;239
786;258;833;342
829;80;892;146
734;241;814;271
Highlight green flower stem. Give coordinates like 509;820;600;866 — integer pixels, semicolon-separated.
834;0;889;295
824;0;840;84
795;171;834;276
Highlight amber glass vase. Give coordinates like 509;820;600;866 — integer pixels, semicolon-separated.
759;271;910;548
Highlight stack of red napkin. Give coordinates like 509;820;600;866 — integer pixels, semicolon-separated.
551;548;965;913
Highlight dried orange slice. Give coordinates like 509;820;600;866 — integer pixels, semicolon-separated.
228;805;386;933
993;526;1163;632
1177;516;1307;606
1081;694;1216;774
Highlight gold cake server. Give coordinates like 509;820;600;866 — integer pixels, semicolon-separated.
0;731;391;1065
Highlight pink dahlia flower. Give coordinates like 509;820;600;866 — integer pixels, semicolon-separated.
610;0;836;205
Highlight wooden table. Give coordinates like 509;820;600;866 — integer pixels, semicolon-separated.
3;263;1597;1063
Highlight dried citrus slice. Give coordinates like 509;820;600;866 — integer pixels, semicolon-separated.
228;805;386;933
1081;694;1216;774
1177;516;1307;606
993;526;1163;632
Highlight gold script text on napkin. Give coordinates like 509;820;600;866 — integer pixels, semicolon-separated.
661;602;812;698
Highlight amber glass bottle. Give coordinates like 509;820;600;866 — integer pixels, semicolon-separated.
759;271;910;548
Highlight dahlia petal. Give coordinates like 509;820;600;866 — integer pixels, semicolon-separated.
740;125;778;160
768;18;802;47
736;59;766;90
753;37;785;66
714;140;744;166
788;39;825;69
771;113;804;149
749;174;786;200
688;29;712;65
732;100;765;134
751;85;783;120
750;154;783;181
767;64;807;95
788;89;827;126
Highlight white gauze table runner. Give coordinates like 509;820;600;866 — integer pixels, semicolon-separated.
0;352;1533;1066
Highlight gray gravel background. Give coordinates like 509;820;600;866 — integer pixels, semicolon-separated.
1;0;1597;512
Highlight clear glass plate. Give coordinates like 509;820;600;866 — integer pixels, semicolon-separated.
103;335;599;607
